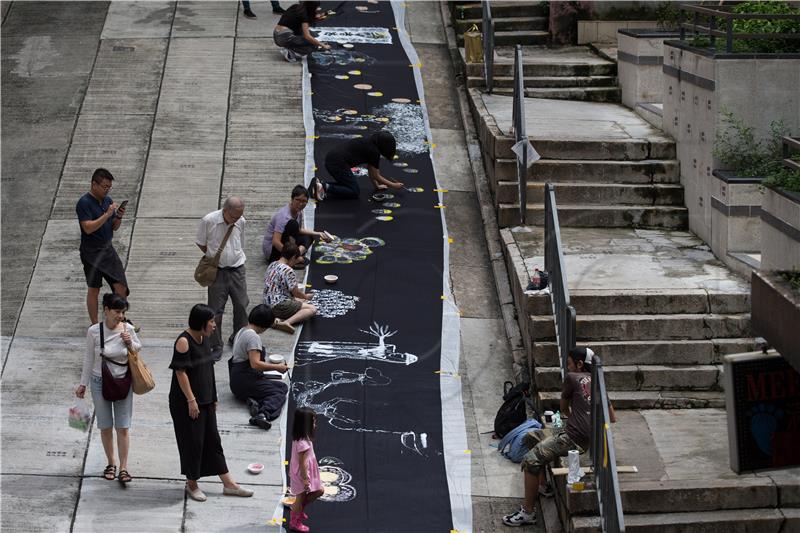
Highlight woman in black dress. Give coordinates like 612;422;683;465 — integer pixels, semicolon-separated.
169;303;254;502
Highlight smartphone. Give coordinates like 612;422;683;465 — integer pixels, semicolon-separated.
118;200;128;211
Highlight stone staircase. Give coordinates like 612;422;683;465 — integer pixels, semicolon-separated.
469;89;688;229
452;1;549;47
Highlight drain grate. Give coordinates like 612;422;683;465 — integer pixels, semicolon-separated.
112;46;135;52
46;451;67;457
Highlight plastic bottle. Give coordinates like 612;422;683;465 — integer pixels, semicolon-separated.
552;411;563;429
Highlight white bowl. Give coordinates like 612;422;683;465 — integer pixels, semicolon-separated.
247;463;264;474
324;275;338;284
268;354;285;364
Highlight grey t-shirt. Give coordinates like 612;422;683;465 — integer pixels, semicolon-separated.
563;372;592;449
231;327;263;364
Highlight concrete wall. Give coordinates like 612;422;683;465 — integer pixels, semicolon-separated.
617;31;678;107
579;21;657;45
761;187;800;271
662;43;800;258
710;175;763;258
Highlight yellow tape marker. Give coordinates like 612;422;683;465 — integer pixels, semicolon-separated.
434;188;449;192
305;283;312;288
448;237;454;244
283;460;289;466
464;450;472;454
307;135;319;140
313;166;318;171
435;204;446;209
440;295;447;300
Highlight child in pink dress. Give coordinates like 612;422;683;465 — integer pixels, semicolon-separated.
289;407;324;532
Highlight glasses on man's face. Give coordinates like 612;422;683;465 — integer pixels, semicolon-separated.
95;182;112;191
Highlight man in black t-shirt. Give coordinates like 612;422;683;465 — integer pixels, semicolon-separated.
309;132;404;201
75;168;129;325
502;347;616;527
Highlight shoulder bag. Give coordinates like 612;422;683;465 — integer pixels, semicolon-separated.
194;223;236;287
99;322;132;401
126;325;155;395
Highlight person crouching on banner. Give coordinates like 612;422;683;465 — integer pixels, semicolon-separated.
502;347;616;527
263;242;317;334
289;408;324;532
308;131;404;201
273;1;330;63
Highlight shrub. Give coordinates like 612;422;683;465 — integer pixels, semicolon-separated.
714;108;789;177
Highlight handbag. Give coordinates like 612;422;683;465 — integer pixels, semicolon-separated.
464;24;483;64
128;336;155;395
194;223;236;287
99;323;132;402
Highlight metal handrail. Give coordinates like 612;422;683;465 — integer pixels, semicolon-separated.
543;183;574;378
590;356;626;533
481;1;494;93
679;4;800;53
783;136;800;172
512;45;527;225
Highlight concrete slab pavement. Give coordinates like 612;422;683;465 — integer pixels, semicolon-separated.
1;2;541;531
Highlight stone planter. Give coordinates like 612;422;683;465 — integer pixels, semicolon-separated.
662;41;800;252
709;170;763;274
751;271;800;373
761;186;800;271
617;29;680;109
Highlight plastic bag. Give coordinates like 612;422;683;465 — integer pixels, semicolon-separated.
69;398;91;432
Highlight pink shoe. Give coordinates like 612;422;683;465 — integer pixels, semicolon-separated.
289;512;309;532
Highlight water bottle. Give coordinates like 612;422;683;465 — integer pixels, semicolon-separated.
552;411;563;429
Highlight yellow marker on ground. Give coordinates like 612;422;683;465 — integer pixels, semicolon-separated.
435;204;446;209
448;237;454;244
434;188;449;192
440;294;447;300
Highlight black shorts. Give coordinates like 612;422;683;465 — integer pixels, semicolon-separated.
80;244;129;293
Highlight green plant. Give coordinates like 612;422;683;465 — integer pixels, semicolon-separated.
764;166;800;193
714;107;790;177
780;271;800;292
688;1;800;53
656;1;680;31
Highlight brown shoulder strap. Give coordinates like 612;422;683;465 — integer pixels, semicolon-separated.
214;224;236;260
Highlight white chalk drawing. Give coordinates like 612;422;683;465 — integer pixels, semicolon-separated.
311;49;376;67
292;366;428;456
384;202;401;208
375;216;393;221
296;323;418;367
315;236;385;265
375;102;428;154
319;132;363;140
313;27;392;45
311;289;359;318
318;457;357;502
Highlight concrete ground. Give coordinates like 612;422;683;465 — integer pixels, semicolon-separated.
1;2;546;532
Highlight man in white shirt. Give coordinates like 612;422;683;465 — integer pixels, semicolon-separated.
196;197;249;361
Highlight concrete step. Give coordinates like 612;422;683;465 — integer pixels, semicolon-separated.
495;182;685;206
566;478;778;516
486;135;676;161
489;85;621;102
467;75;617;89
454;2;549;21
538;390;726;410
498;203;688;229
466;61;616;78
529;313;751;342
535;364;723;392
572;508;784;533
457;30;549;46
455;16;548;34
488;158;680;185
525;289;750;317
532;339;756;367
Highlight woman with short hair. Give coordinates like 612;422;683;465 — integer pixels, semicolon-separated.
229;304;290;430
263;242;317;334
76;293;141;484
169;304;253;502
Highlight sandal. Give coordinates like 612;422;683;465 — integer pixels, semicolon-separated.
103;464;117;481
118;469;132;484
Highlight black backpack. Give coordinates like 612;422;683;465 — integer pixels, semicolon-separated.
493;381;535;439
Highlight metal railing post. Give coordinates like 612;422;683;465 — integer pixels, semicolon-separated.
481;1;494;93
726;14;733;52
513;45;526;225
590;357;626;533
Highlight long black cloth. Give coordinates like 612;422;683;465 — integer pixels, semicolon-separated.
286;2;453;531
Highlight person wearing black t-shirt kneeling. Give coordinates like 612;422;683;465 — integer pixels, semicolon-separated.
309;132;404;201
273;1;329;62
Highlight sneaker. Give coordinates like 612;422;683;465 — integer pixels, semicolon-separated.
539;482;554;498
281;48;298;63
243;9;256;18
273;320;295;335
247;398;260;417
502;506;536;527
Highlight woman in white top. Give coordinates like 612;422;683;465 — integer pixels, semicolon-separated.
75;293;141;484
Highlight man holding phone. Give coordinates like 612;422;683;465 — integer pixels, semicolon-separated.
76;168;129;325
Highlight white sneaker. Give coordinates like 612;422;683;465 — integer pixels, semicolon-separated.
502;506;536;527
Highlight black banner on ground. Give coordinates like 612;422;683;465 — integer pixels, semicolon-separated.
279;2;467;532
